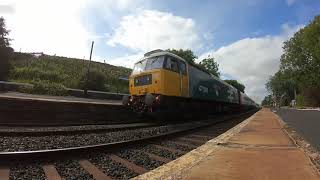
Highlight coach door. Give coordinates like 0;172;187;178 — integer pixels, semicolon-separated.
164;56;181;96
178;60;189;97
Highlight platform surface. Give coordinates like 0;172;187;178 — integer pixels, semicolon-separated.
135;108;320;180
0;92;121;105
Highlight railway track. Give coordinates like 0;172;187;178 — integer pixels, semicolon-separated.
0;111;256;180
0;122;162;136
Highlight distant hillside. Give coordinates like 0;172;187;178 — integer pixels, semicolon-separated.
9;52;132;94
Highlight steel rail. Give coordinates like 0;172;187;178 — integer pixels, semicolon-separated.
0;110;257;162
0;122;162;136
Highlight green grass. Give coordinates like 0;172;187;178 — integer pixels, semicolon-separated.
9;53;131;95
19;81;68;96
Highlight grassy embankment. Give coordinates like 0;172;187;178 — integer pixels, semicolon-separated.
8;53;132;96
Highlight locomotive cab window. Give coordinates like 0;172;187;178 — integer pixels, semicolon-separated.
165;56;179;73
132;56;165;75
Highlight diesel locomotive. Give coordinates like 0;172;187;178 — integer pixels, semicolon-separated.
122;49;259;114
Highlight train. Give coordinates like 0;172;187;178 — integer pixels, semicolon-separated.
122;49;259;115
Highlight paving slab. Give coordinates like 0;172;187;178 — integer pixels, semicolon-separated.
134;108;320;180
184;147;317;180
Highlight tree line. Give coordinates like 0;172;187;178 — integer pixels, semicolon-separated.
262;15;320;107
0;17;13;81
167;49;245;93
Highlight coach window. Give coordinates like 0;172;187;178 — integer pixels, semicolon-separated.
179;61;187;75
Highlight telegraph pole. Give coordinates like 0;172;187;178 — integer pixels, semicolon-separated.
84;41;94;97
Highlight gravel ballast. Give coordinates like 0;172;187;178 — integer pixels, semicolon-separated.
9;163;46;180
3;112;255;179
0;126;170;151
143;145;183;159
0;122;155;134
158;141;194;152
54;160;93;180
117;149;165;170
88;152;138;179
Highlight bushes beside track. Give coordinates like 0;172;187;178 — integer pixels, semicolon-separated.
19;81;68;96
8;53;131;95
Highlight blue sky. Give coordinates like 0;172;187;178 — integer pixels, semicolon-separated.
81;0;319;59
1;0;320;102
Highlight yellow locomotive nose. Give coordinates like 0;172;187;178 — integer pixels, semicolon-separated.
130;70;162;96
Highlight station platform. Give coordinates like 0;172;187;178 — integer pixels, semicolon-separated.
0;92;137;126
135;108;320;180
0;92;122;105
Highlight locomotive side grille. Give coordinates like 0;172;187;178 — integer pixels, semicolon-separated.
134;74;152;86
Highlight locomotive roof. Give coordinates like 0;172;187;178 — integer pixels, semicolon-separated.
143;50;211;74
142;50;187;63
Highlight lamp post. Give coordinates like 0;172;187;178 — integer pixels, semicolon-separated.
84;41;94;97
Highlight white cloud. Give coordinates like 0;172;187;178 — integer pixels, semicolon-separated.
199;24;303;103
107;10;201;52
286;0;297;6
0;3;15;14
106;53;144;68
1;0;93;58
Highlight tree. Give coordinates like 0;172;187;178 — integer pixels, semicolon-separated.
261;95;273;106
199;56;220;77
167;49;197;64
224;79;245;92
0;17;13;81
266;71;296;106
168;49;221;77
79;70;108;91
267;15;320;106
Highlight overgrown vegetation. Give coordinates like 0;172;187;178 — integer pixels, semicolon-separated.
9;52;131;94
261;95;273;106
167;49;197;64
169;49;246;92
264;15;320;107
0;17;13;81
168;49;221;77
20;81;68;96
224;79;245;93
199;56;220;77
1;15;131;96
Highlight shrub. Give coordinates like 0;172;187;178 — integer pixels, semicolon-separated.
302;87;320;107
11;67;67;83
296;94;306;108
9;53;131;94
79;70;108;91
19;81;68;96
0;47;13;81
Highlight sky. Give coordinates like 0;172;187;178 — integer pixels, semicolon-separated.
1;0;319;103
